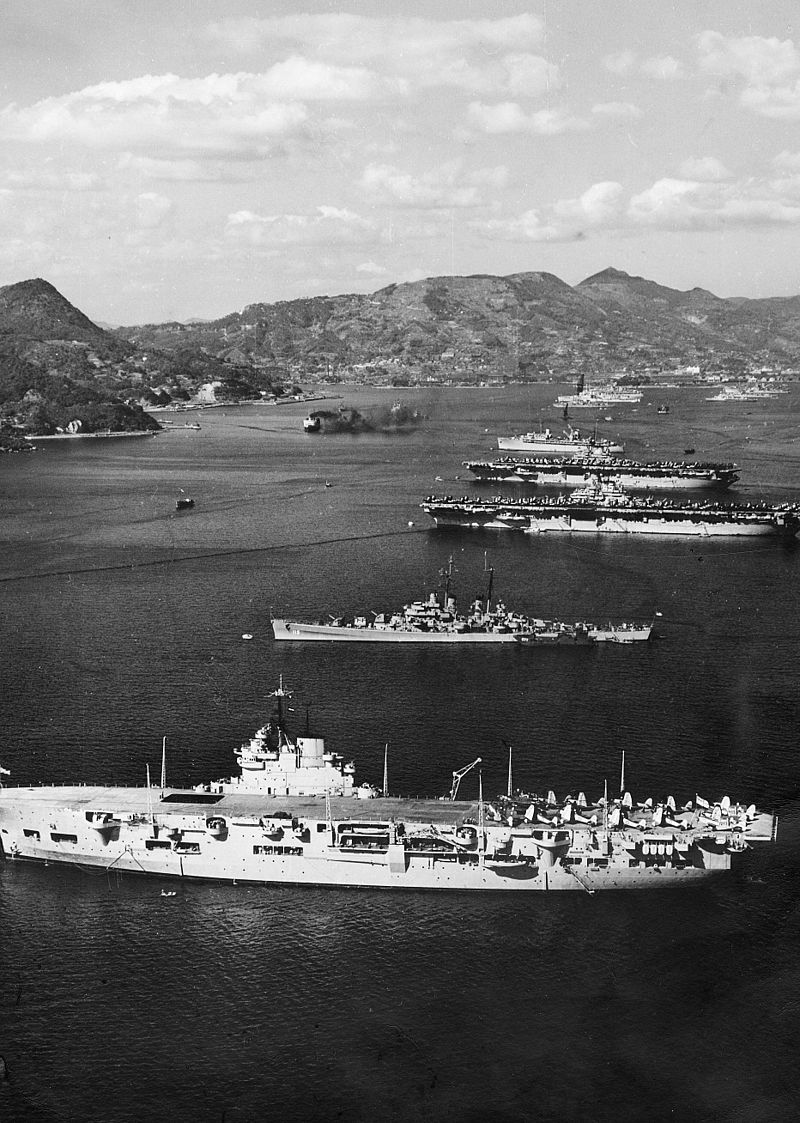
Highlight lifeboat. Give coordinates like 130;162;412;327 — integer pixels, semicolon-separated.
237;754;266;770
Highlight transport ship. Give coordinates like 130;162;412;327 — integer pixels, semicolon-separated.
497;427;624;456
421;480;800;538
463;456;740;492
271;559;652;644
0;681;777;892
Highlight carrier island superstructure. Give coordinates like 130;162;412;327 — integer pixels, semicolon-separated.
0;681;776;892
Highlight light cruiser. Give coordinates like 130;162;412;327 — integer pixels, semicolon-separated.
464;456;739;492
497;427;624;456
422;480;800;538
272;560;652;644
0;681;776;891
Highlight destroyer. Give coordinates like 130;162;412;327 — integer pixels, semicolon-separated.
0;681;776;891
497;427;624;456
422;480;800;537
272;559;652;644
464;456;739;492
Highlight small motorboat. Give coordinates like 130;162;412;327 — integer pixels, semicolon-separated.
175;497;194;510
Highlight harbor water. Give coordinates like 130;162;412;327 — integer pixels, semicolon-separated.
1;385;800;1122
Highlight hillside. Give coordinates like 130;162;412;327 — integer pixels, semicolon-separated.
0;279;295;440
115;268;800;383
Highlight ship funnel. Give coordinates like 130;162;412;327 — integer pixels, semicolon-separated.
296;736;325;767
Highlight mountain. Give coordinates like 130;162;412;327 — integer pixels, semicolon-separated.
114;268;800;383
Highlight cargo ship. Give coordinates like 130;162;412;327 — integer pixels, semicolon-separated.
0;680;777;891
463;456;739;492
421;480;800;537
271;559;652;644
497;427;624;456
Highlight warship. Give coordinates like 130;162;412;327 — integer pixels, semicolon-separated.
421;480;800;537
271;559;652;644
497;427;624;456
0;681;777;891
463;456;739;492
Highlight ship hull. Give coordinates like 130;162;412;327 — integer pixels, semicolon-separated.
428;511;784;536
0;773;774;894
274;620;591;644
466;464;736;491
272;620;649;644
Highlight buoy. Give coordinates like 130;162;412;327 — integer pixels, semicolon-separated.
242;633;253;640
407;521;414;527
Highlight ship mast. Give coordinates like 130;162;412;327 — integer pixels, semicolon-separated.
506;744;513;798
484;551;494;613
619;750;625;796
478;769;485;867
382;744;389;797
160;736;167;795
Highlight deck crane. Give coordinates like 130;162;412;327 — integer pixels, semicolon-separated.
450;757;482;801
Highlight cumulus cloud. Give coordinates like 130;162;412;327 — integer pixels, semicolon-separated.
629;177;800;228
0;72;315;158
224;205;376;246
359;162;507;208
205;15;553;97
678;156;731;182
466;101;586;135
698;32;800;118
475;171;800;242
640;55;686;80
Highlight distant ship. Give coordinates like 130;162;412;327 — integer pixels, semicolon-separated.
497;427;624;456
706;382;787;402
303;415;322;432
175;497;194;510
555;386;642;408
271;559;653;644
0;680;777;891
421;480;800;538
463;456;739;492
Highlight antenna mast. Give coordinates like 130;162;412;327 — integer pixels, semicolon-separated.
619;750;625;796
382;744;388;797
507;744;513;798
160;736;167;794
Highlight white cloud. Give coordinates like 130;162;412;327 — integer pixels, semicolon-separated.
773;150;800;171
640;55;686;80
0;168;101;190
476;171;800;243
0;72;312;158
697;32;800;118
466;102;586;135
602;51;636;76
205;15;551;97
359;162;506;208
135;192;173;229
224;206;376;246
698;31;799;86
356;261;388;276
678;157;731;182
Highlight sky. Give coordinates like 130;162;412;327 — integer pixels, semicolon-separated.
3;1;800;323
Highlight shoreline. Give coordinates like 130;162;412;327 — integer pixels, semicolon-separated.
24;430;155;441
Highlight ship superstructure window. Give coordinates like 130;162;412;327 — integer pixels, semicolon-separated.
50;832;78;844
145;839;172;850
174;841;201;854
23;829;40;840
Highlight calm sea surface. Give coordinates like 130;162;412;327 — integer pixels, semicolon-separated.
1;386;800;1122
